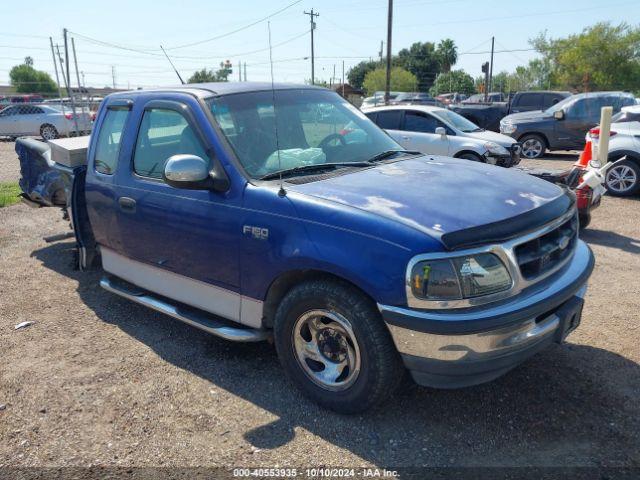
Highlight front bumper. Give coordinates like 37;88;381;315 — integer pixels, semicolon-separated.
379;240;594;388
484;144;521;168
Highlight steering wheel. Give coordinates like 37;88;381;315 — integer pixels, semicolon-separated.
318;133;347;150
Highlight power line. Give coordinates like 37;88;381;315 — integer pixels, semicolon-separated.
166;0;303;50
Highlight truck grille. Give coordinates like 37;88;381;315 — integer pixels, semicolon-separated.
514;214;578;280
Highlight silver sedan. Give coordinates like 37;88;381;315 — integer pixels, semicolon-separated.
0;104;92;140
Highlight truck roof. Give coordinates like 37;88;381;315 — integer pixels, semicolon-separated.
108;82;326;99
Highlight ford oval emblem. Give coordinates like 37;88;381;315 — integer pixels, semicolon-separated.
558;235;571;250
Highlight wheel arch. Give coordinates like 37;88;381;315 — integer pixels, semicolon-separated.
261;269;377;329
454;149;484;161
608;149;640;164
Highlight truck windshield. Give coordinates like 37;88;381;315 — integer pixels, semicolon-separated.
207;89;400;178
431;109;482;132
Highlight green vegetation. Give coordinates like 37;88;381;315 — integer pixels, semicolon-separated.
431;70;475;95
188;61;234;83
0;182;21;208
363;67;417;95
9;57;57;94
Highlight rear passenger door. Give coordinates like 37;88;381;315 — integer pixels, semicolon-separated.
0;106;21;135
114;99;241;291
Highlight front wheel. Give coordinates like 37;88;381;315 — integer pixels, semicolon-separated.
605;159;640;197
520;134;546;159
457;152;484;162
274;279;404;413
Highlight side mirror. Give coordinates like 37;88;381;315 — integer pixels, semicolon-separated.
554;109;565;120
435;126;447;137
163;154;229;192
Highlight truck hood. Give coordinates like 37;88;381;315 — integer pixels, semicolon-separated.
288;156;571;249
464;129;517;146
503;110;551;123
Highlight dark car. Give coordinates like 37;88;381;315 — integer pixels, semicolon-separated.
391;92;444;106
500;91;637;159
450;91;571;132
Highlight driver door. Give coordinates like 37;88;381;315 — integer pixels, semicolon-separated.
114;99;241;290
397;110;449;155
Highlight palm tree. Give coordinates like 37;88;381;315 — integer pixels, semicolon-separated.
437;39;458;73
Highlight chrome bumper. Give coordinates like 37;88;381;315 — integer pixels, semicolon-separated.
379;240;594;388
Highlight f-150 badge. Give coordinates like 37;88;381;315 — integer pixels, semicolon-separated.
243;225;269;240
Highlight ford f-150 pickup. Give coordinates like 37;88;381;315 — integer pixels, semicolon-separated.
16;82;594;413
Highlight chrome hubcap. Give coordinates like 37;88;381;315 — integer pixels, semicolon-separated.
42;126;55;139
522;138;543;158
607;165;637;192
292;310;361;391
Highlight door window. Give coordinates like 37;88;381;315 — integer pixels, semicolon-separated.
375;110;402;129
403;111;439;133
0;106;18;116
94;107;130;175
133;108;208;180
17;105;43;115
515;93;539;108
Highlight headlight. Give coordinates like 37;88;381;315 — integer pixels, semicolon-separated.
500;122;517;134
484;142;509;155
410;253;512;301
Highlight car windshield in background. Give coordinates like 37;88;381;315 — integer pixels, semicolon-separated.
431;109;481;132
545;95;575;114
207;89;400;178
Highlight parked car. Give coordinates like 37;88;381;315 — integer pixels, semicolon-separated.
364;105;521;167
436;92;467;105
0;104;92;140
500;91;636;159
450;91;572;132
390;92;444;107
586;108;640;196
0;94;45;111
16;82;594;413
361;91;402;108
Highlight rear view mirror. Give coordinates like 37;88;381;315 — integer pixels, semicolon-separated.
435;126;447;137
554;110;565;120
163;154;229;192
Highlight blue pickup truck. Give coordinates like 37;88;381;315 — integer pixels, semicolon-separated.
17;83;594;413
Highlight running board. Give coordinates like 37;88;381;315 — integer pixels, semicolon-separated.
99;277;269;342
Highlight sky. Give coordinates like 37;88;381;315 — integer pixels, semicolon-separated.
0;0;637;90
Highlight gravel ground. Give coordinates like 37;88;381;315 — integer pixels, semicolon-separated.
0;140;21;183
0;148;639;470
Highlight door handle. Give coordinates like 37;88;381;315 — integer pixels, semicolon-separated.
118;197;136;212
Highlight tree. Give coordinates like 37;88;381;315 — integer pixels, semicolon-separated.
430;70;475;95
395;42;440;92
362;67;417;95
9;60;56;94
436;38;458;73
532;22;640;92
347;60;382;90
188;61;233;83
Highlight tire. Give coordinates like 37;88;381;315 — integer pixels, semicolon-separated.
40;124;58;140
578;213;591;230
520;134;546;159
605;159;640;197
457;152;484;162
273;278;404;414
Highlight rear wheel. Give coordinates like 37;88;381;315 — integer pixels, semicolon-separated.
605;159;640;197
274;279;404;413
40;124;58;140
520;134;546;159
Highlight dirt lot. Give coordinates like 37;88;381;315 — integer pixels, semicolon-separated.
0;146;639;471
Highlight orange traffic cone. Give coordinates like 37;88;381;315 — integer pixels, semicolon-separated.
575;141;592;168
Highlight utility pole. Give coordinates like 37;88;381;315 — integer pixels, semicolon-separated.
303;9;319;84
49;37;64;111
332;64;336;88
244;62;247;81
482;61;489;102
379;41;384;59
488;36;495;95
384;0;393;104
238;61;241;82
342;60;345;97
111;66;116;89
63;28;71;92
55;44;79;136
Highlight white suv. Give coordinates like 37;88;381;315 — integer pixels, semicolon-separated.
590;105;640;196
363;105;521;167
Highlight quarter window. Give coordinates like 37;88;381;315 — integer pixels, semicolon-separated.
94;108;129;175
133;108;207;179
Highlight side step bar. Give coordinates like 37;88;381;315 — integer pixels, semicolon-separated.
100;277;269;343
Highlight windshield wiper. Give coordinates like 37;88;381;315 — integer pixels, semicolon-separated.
259;162;370;181
365;149;419;163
